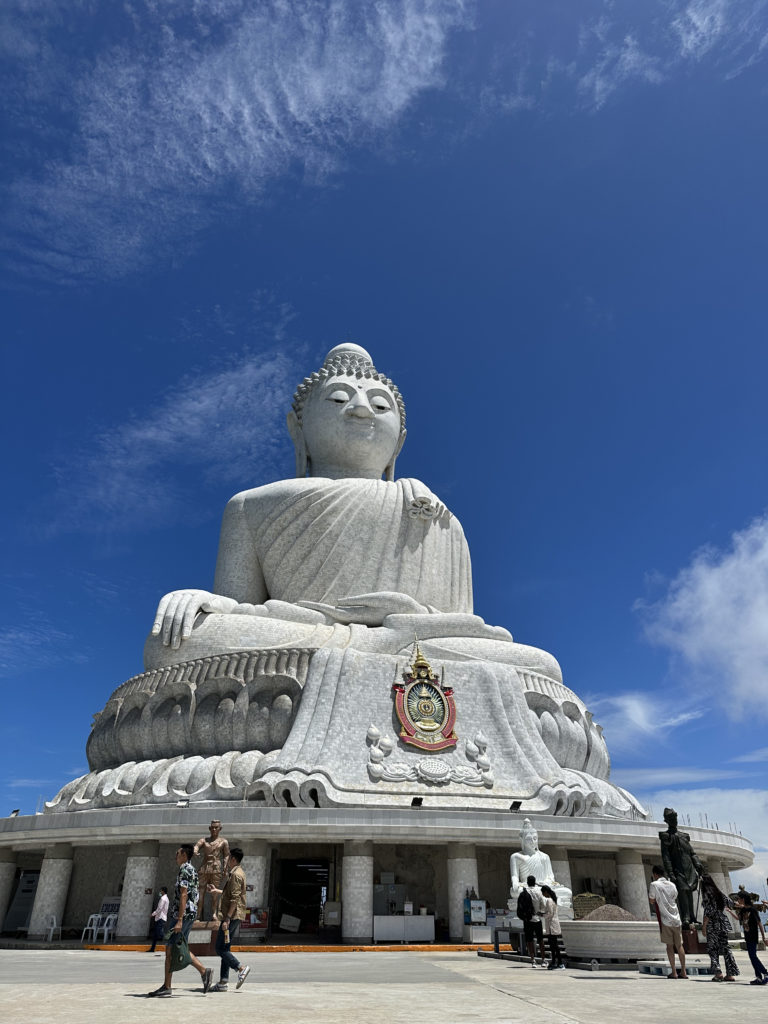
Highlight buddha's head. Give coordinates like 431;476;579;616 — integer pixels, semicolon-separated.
521;818;539;855
288;344;406;480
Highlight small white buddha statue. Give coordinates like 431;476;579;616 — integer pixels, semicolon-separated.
509;818;572;910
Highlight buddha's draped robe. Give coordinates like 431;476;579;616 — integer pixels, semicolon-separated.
254;478;473;613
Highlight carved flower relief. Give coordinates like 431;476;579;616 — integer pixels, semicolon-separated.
366;723;494;787
416;758;451;783
407;496;450;522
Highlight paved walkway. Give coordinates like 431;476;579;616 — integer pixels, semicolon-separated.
1;949;765;1024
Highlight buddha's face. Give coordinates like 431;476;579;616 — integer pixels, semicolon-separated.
522;830;538;855
210;820;221;837
301;374;402;478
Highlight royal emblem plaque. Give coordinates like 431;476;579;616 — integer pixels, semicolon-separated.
393;644;457;751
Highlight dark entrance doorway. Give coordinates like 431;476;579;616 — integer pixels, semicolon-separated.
271;858;329;939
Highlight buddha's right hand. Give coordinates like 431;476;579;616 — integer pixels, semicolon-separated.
151;590;239;649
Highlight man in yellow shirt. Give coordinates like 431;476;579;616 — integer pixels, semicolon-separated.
207;847;251;992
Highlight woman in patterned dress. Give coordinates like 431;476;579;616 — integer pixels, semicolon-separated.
700;874;739;981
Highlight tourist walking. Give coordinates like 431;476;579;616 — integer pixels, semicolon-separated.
700;873;739;982
206;846;251;992
147;845;213;997
649;865;687;979
540;884;564;970
518;874;548;967
148;886;168;953
736;891;767;985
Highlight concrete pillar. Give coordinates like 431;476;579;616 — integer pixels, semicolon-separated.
706;858;728;895
28;844;73;938
446;843;478;941
616;850;650;920
341;841;373;944
0;848;17;930
547;847;573;893
241;840;268;907
116;841;159;939
706;859;734;930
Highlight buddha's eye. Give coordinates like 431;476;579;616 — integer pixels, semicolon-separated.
328;390;350;404
371;396;391;413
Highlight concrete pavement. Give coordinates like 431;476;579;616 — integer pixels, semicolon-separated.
1;948;765;1024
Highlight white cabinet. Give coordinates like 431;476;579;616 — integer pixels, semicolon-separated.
373;914;435;943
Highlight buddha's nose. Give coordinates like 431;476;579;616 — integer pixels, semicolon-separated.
346;393;374;418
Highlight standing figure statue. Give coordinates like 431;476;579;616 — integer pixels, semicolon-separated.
194;819;230;920
659;807;704;928
509;818;572;911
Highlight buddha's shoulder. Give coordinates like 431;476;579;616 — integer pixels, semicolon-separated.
224;477;451;515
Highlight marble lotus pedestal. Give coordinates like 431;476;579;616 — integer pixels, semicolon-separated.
47;646;644;816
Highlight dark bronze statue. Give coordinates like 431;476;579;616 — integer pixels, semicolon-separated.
659;807;704;928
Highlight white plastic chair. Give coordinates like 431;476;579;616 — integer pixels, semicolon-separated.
81;913;102;943
97;913;117;943
45;915;62;941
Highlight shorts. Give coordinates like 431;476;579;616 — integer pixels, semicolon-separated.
524;919;543;943
660;923;683;949
165;915;194;941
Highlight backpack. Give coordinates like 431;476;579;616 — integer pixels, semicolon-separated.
517;887;534;921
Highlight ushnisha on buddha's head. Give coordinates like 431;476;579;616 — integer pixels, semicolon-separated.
288;344;406;481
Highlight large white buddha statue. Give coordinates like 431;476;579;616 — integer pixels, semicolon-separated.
144;342;559;678
48;344;646;816
510;818;572;911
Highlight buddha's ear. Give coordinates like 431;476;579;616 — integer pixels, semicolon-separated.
384;428;407;482
286;411;308;478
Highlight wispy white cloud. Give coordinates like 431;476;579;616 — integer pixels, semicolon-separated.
0;621;79;679
612;766;751;789
637;513;768;721
478;1;768;116
577;33;664;110
7;778;56;788
672;0;729;59
46;346;302;534
2;0;471;282
730;746;768;763
588;691;706;752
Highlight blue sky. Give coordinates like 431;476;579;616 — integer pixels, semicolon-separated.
1;1;767;893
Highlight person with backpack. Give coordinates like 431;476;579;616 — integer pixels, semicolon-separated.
517;874;548;967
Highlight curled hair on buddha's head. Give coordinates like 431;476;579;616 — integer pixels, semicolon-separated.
289;343;407;480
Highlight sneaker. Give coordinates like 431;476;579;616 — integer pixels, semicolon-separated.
236;965;251;989
750;979;764;985
147;987;173;998
558;964;566;970
210;983;228;992
202;968;213;994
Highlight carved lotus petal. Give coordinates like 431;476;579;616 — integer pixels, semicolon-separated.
378;736;393;753
465;740;479;760
476;753;491;771
367;724;381;742
369;745;385;763
368;762;384;779
475;731;488;751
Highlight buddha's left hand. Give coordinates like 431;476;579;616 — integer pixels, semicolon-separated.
298;592;429;626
